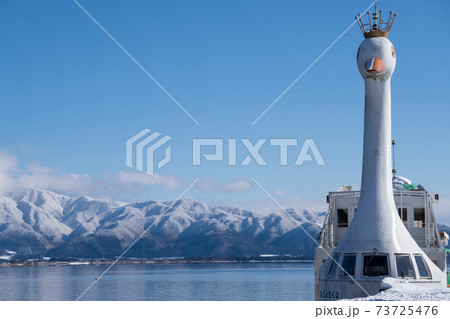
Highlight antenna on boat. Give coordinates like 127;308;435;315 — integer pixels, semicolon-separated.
392;140;396;177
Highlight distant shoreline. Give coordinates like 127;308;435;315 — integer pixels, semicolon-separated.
0;256;314;268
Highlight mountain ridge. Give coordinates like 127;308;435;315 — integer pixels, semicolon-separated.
0;189;325;259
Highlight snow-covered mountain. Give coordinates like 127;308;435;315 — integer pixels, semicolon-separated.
0;189;326;258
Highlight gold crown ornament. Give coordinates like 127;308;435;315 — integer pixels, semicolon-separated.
356;6;396;38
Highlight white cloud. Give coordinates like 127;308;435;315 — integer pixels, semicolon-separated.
274;189;287;196
0;150;254;199
0;150;20;194
207;196;328;216
434;198;450;226
111;171;187;190
196;180;253;193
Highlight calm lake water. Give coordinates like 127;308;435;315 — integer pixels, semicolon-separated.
0;262;315;301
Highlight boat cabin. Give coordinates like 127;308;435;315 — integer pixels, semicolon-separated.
319;187;446;268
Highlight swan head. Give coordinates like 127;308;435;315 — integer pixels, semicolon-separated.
357;37;396;80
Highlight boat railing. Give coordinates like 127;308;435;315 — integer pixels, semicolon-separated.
328;190;429;199
319;199;336;248
321;190;439;249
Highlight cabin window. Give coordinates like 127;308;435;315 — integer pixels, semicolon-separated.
328;253;340;277
414;208;425;228
342;254;357;276
395;254;415;278
337;209;348;227
398;208;408;226
414;255;431;278
363;254;389;277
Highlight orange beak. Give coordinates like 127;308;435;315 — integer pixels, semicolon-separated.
365;57;385;74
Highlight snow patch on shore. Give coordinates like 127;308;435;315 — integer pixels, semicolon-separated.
0;255;12;260
0;250;16;260
354;277;450;301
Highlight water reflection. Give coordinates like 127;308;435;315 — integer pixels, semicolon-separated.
0;263;314;301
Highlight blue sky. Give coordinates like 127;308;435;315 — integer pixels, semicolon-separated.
1;0;449;222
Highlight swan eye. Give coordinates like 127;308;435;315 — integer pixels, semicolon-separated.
391;45;396;58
